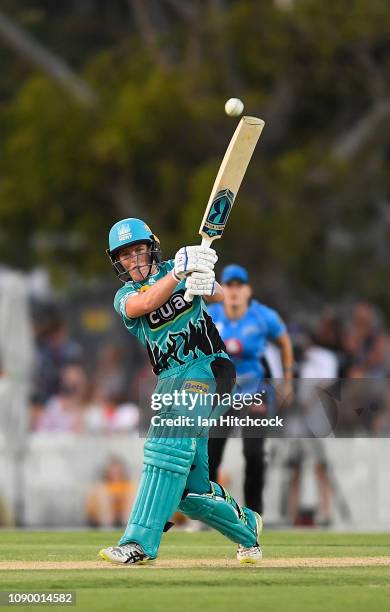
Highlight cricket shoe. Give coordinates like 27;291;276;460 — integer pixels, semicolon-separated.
99;542;154;565
236;512;263;564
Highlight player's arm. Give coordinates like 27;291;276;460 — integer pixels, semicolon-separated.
264;307;294;379
264;307;294;403
126;245;218;318
125;272;179;318
274;332;294;380
273;331;294;407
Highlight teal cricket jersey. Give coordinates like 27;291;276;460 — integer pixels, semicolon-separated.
114;260;226;375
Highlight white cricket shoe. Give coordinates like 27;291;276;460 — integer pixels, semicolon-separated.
99;542;154;565
236;512;263;564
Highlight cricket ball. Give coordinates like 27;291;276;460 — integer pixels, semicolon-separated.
225;98;244;117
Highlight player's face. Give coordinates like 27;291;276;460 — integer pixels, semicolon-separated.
223;281;251;308
117;243;152;282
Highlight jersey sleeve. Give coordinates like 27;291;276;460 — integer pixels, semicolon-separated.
114;287;139;329
260;304;286;340
165;259;175;272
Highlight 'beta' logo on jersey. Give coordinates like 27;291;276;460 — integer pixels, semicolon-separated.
146;290;192;329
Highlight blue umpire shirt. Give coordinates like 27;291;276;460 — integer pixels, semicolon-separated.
207;300;286;395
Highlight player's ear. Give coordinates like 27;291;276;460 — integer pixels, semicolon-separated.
244;284;252;300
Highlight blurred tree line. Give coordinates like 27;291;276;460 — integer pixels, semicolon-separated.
1;0;390;313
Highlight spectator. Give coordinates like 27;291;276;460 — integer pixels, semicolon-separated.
314;307;345;375
285;439;332;527
94;344;128;403
281;326;335;525
84;392;139;434
0;492;14;527
32;306;83;404
86;457;135;528
290;325;338;437
343;302;389;378
34;364;92;433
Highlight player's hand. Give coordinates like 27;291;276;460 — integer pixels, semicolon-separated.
276;379;294;408
173;245;218;281
185;270;215;296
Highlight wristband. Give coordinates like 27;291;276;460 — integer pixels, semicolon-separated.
171;269;181;283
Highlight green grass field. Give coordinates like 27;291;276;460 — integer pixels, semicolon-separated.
1;530;390;611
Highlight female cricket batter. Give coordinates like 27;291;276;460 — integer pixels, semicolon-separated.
99;218;262;565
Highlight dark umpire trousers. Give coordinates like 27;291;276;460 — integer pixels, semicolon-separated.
208;430;266;514
208;358;271;515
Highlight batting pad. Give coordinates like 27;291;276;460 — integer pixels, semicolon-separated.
178;482;257;548
118;437;195;557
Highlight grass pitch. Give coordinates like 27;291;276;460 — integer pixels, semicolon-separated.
1;530;390;611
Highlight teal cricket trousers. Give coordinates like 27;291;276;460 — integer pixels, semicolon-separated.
119;353;259;558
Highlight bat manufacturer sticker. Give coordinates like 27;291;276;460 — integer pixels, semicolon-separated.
202;189;234;238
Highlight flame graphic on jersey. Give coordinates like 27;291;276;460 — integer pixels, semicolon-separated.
145;311;225;375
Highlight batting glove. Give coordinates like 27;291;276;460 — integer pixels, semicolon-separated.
172;245;218;281
184;270;215;296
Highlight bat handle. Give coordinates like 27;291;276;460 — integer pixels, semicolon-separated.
184;237;214;302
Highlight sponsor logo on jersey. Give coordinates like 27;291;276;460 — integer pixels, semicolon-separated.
242;325;260;336
225;337;243;356
183;381;210;394
145;289;192;329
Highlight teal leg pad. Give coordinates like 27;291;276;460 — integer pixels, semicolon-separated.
119;437;196;557
178;482;257;547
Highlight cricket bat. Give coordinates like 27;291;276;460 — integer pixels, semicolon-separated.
184;115;265;302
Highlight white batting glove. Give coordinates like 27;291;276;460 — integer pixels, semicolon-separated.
185;270;215;296
172;245;218;281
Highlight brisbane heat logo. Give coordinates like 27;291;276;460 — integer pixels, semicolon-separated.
202;189;234;238
146;289;192;329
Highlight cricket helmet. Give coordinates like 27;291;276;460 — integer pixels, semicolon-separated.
107;218;162;282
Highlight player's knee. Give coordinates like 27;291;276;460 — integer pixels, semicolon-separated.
144;438;196;475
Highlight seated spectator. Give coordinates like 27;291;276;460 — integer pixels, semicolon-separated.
0;493;14;527
34;364;92;433
86;457;135;528
343;302;389;378
84;391;139;434
32;306;83;404
94;344;128;403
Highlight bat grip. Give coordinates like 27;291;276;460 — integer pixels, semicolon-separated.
184;237;214;302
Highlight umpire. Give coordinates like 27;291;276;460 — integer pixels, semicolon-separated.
207;264;293;514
